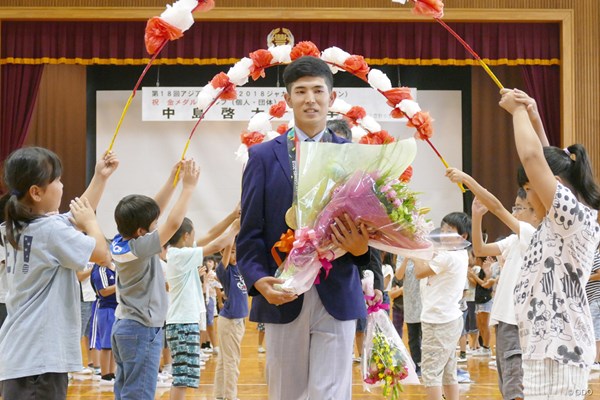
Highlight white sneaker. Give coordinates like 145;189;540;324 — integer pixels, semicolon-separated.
92;373;102;381
78;367;94;375
258;346;266;353
203;347;213;354
591;362;600;371
156;375;171;388
200;353;211;361
99;378;115;387
159;371;172;380
473;347;491;357
488;360;497;370
457;355;467;363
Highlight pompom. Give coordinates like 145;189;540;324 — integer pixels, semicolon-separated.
368;69;393;92
227;57;253;86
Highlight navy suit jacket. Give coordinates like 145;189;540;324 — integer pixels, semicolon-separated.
237;131;370;324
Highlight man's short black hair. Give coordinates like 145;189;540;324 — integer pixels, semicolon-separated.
114;194;160;238
283;56;334;93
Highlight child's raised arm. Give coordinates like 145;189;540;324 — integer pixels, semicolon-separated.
154;160;186;214
81;151;119;210
500;89;557;211
195;204;240;247
471;198;501;257
512;88;550;147
203;219;240;258
158;159;200;246
69;197;111;265
445;167;520;235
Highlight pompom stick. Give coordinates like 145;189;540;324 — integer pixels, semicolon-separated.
433;18;503;90
173;82;234;185
106;39;169;152
425;138;466;192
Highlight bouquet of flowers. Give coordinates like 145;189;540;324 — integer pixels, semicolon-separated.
361;273;419;398
276;138;434;294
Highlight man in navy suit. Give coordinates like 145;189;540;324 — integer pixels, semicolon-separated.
237;56;371;399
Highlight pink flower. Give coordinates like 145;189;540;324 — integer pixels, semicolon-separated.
393;199;402;208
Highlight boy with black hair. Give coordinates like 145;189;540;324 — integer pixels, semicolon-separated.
110;159;199;400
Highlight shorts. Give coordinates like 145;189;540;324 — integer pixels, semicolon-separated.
589;298;600;340
90;307;116;350
522;358;589;399
166;323;201;388
356;318;367;333
462;301;478;334
475;299;493;314
421;317;463;387
206;297;216;326
80;300;94;337
495;322;523;399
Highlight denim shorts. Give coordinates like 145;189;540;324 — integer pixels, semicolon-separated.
475;299;493;314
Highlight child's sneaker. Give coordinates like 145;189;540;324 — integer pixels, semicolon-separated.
99;378;115;387
473;347;491;357
488;360;497;370
457;353;467;363
591;362;600;371
156;375;171;388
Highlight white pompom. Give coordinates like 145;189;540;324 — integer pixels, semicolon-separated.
367;69;392;92
351;126;367;142
360;115;381;133
398;99;421;118
247;112;272;133
227;57;253;86
197;83;220;111
321;47;351;74
330;99;352;114
265;131;280;141
268;45;292;64
160;4;195;32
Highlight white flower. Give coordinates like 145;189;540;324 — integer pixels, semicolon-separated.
321;47;351;74
351;126;367;142
227;57;253;86
197;83;220;111
368;69;392;91
330;99;352;114
234;143;249;164
160;0;198;31
398;99;421;118
360;115;381;133
265;131;280;141
248;112;272;133
268;45;292;64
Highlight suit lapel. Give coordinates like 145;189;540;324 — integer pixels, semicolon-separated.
273;135;292;185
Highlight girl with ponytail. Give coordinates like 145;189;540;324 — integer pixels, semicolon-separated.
501;89;600;399
0;147;118;399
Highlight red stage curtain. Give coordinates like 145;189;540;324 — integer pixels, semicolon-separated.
1;21;560;66
0;64;44;164
520;65;561;146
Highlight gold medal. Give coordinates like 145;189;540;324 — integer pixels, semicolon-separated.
285;205;298;230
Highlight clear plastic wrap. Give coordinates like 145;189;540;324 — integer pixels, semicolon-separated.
276;139;435;295
362;309;420;398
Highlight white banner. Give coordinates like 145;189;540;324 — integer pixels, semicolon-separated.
141;87;416;122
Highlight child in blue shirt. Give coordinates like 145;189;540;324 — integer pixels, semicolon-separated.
214;238;247;400
90;260;118;385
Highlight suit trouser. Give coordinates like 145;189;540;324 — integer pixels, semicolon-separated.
265;286;356;400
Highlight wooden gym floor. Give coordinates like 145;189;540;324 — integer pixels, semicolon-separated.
66;319;600;399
